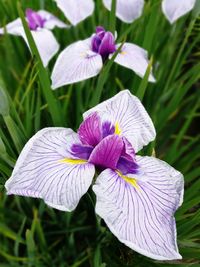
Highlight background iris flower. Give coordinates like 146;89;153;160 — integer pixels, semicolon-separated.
5;90;184;261
0;8;68;66
55;0;197;24
51;26;155;89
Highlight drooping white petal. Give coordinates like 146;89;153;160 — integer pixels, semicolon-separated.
51;38;103;89
0;20;59;67
54;0;95;26
112;43;155;82
93;156;184;260
103;0;144;23
0;18;23;35
37;10;69;30
5;128;95;211
83;90;156;153
30;29;59;67
162;0;196;24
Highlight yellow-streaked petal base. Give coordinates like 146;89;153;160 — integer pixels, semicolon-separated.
115;122;122;135
116;171;140;191
59;158;87;165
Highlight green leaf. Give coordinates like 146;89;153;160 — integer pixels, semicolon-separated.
17;2;62;126
136;56;154;101
0;76;9;116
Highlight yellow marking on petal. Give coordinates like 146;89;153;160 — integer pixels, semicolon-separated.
121;51;127;55
116;171;140;191
115;122;121;135
59;158;87;165
80;52;87;58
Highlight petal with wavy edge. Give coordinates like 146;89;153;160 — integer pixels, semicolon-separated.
5;128;95;211
51;38;103;89
54;0;94;26
83;90;156;153
162;0;196;24
93;156;184;260
111;43;155;82
0;18;23;35
37;10;69;29
103;0;144;23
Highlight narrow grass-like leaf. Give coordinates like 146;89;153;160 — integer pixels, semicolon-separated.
136;57;154;101
17;2;62;126
109;0;116;34
90;42;124;106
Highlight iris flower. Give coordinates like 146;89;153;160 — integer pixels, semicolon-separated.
103;0;197;24
5;90;184;261
51;26;155;89
0;9;68;66
54;0;196;24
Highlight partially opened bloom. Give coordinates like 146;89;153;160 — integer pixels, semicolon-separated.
54;0;95;26
5;90;184;261
162;0;197;24
0;9;68;66
51;26;155;89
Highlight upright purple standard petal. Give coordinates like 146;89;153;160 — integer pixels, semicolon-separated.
78;112;102;147
91;27;116;59
117;157;138;175
98;32;116;59
102;121;115;138
54;0;95;26
162;0;196;24
5;128;95;211
26;9;46;30
103;0;144;23
71;144;93;160
83;90;156;153
51;38;103;89
93;156;184;260
89;135;124;170
112;43;155;82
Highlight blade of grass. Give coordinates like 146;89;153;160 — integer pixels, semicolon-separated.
90;42;124;106
109;0;116;34
17;2;62;126
136;57;154;101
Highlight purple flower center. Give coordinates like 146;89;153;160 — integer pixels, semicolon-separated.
26;9;45;31
71;113;139;175
91;26;116;59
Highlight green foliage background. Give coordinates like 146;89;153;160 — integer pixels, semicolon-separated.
0;0;200;266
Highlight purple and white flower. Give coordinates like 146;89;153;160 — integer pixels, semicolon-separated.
5;90;184;261
0;9;68;67
51;26;155;89
54;0;95;26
